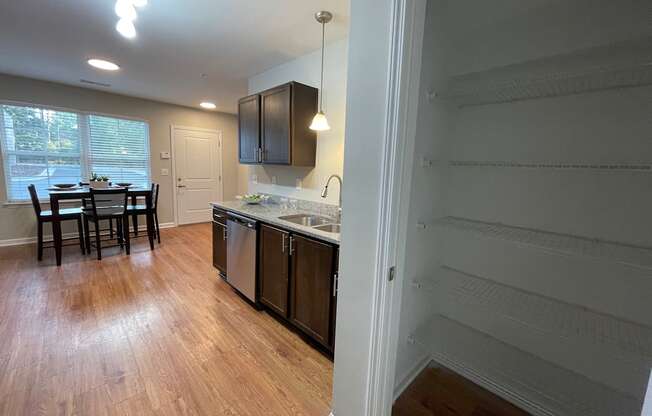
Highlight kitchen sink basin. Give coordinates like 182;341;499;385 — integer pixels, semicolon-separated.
278;214;334;227
313;224;341;233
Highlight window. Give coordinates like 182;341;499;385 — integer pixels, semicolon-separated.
0;103;150;201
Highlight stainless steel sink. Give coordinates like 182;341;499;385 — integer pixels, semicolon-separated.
313;224;341;233
278;214;334;227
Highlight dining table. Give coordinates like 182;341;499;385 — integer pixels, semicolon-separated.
48;186;155;266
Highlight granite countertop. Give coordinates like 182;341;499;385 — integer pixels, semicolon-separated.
210;200;340;244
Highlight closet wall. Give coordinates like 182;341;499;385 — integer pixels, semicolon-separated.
394;0;652;415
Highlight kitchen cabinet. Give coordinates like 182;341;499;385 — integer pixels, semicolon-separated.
330;249;339;349
289;234;337;349
212;208;228;275
259;224;290;317
238;81;317;166
238;94;260;164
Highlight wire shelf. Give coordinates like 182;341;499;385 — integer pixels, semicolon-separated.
440;36;652;107
434;216;652;270
449;160;652;172
436;266;652;360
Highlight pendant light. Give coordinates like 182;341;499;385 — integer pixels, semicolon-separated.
310;11;333;131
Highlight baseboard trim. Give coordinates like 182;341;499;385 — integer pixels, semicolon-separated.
0;222;176;247
393;352;431;401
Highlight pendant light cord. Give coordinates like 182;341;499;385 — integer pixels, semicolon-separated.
320;21;325;112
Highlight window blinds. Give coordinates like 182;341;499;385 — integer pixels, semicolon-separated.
88;115;150;187
0;103;150;201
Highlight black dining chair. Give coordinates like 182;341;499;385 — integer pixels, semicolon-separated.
128;183;161;243
82;188;130;260
28;184;85;261
79;182;117;240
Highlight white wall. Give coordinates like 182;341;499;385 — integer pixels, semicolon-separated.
241;39;348;205
331;0;393;414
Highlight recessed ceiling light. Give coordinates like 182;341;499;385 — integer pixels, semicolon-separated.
115;0;137;20
87;59;120;71
116;18;137;38
132;0;148;7
200;102;217;110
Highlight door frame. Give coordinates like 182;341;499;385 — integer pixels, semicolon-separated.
361;1;426;415
170;125;223;226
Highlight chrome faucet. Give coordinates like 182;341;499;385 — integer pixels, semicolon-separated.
321;174;343;216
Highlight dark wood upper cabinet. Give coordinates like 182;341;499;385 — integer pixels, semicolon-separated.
259;224;290;317
238;81;317;166
289;234;336;348
261;84;291;164
238;94;261;164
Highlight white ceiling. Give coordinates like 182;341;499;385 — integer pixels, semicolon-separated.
0;0;350;114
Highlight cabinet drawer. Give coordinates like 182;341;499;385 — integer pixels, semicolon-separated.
212;208;227;225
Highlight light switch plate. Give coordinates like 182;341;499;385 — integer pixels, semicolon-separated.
160;151;171;159
160;168;169;176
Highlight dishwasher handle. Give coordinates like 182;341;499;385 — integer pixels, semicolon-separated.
227;212;257;228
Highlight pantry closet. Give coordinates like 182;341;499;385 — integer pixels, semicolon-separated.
393;0;652;414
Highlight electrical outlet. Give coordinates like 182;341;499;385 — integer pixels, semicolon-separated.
271;176;277;184
295;178;302;189
160;168;169;176
252;174;258;184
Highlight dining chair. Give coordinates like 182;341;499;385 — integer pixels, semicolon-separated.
83;188;130;260
79;182;118;239
128;183;161;243
28;184;85;261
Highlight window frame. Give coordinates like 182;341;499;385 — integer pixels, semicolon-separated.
0;100;151;203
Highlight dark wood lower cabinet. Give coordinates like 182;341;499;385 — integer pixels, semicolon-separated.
212;219;227;275
330;249;339;349
289;234;337;349
259;225;290;317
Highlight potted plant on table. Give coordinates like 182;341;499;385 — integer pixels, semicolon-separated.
89;172;110;188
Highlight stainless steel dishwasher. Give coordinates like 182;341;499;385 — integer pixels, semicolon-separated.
226;212;258;303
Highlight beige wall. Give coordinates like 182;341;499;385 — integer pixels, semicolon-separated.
242;39;348;206
0;73;239;242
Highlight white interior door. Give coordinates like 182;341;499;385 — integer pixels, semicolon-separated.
172;127;222;225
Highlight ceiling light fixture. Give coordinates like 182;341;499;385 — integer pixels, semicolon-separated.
87;59;120;71
309;10;333;132
116;18;137;38
200;102;217;110
131;0;148;7
115;0;137;20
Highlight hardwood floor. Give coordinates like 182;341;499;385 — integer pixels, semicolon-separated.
0;224;333;415
392;366;528;416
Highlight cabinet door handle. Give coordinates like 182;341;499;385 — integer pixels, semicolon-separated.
223;227;227;240
332;272;338;297
289;236;294;255
281;234;286;253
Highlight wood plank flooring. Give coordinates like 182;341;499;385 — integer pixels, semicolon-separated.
392;366;528;416
0;224;333;415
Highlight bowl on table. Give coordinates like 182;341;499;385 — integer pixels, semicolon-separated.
53;183;77;189
115;183;133;188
